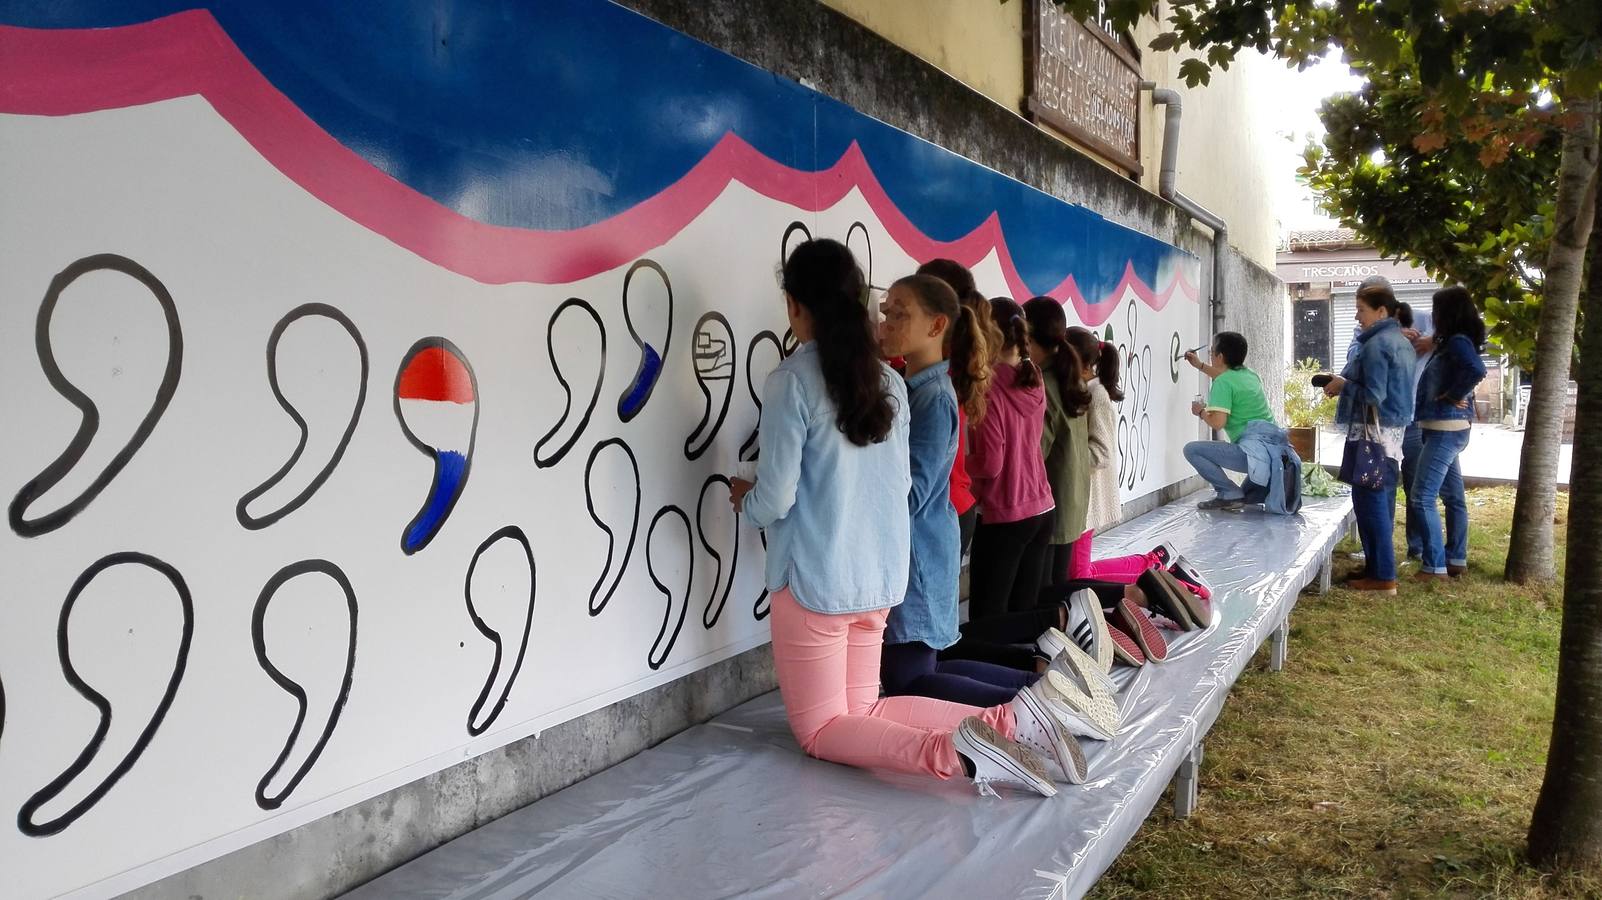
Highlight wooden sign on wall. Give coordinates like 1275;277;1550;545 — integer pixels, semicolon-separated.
1025;0;1143;174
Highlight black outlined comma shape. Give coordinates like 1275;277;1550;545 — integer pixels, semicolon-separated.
1169;332;1183;384
394;337;479;555
846;220;874;290
18;552;193;837
584;438;640;617
685;312;736;461
533;298;606;469
10;255;183;538
617;260;672;424
739;330;785;462
645;505;693;671
697;475;739;629
781;221;812;264
236;303;369;530
253;559;357;811
464;526;536;737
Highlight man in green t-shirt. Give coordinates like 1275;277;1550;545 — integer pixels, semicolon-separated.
1181;331;1276;511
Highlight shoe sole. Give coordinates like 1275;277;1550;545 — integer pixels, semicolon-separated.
1170;554;1214;597
1041;628;1117;694
1041;667;1119;740
1138;569;1198;631
1155;568;1211;628
1067;589;1115;675
954;717;1057;797
1107;624;1146;666
1017;685;1088;784
1115;597;1169;662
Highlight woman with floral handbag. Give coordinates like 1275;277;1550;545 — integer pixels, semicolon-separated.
1322;277;1417;595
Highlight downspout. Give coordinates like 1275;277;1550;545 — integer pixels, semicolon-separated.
1139;83;1227;340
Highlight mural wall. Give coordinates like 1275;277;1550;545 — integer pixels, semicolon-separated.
0;1;1202;895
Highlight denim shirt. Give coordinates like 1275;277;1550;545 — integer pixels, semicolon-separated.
1413;334;1486;423
743;342;912;614
1336;317;1416;428
885;365;960;648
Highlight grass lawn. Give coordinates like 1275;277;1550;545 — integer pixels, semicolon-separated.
1090;487;1598;899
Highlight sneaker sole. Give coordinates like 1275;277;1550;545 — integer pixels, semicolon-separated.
954;717;1057;797
1155;567;1211;628
1115;597;1169;662
1018;685;1088;784
1107;624;1146;666
1170;554;1214;598
1042;629;1117;695
1138;569;1197;631
1042;668;1119;740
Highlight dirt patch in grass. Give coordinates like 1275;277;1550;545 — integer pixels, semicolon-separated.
1090;488;1597;899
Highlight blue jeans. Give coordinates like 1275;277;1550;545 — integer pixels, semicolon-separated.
1410;428;1470;574
1351;459;1400;582
1184;440;1249;500
1400;425;1424;558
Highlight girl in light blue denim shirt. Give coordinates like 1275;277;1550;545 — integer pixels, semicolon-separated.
876;274;1039;708
729;239;1083;796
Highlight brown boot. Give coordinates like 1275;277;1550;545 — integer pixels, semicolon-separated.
1413;572;1450;584
1347;577;1398;595
1447;565;1468;577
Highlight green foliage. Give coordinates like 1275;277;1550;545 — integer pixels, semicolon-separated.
1300;75;1562;369
1285;358;1338;427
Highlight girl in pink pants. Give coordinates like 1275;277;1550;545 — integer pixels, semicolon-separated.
1063;326;1165;583
732;239;1087;795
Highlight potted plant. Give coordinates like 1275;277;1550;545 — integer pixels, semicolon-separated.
1284;358;1337;463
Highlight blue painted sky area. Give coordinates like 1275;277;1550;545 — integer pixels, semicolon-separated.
4;0;1191;297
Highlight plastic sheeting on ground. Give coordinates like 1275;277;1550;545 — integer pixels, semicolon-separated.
347;493;1355;900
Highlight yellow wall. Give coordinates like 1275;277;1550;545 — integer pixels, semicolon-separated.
820;0;1026;110
818;0;1279;268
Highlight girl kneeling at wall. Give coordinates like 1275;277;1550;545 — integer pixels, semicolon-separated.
876;274;1042;706
732;239;1088;794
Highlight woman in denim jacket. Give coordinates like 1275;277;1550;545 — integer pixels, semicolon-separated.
1323;277;1417;594
1410;287;1486;580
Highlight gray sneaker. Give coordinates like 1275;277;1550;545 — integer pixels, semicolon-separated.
1197;496;1244;511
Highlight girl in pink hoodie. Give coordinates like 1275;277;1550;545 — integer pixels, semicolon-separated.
965;298;1057;622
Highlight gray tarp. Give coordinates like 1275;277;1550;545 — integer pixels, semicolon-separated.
348;493;1354;900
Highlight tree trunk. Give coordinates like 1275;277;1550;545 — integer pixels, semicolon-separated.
1506;93;1600;584
1528;147;1602;874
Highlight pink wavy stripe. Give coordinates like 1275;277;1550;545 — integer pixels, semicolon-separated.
0;11;1196;326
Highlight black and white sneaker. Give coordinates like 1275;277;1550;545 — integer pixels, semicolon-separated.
1065;588;1114;676
952;717;1057;797
1168;553;1214;598
1009;681;1088;783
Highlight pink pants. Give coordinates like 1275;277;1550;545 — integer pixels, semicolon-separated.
1066;529;1162;583
769;587;1014;779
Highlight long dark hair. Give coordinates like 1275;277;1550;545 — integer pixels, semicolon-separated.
1432;286;1486;350
1023;297;1090;416
782;239;895;446
891;274;991;422
1066;325;1123;402
917;258;1004;364
989;297;1041;390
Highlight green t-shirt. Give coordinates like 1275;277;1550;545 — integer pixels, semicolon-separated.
1207;366;1273;442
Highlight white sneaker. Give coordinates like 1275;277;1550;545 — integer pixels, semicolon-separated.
1009;681;1088;784
1065;589;1114;676
951;716;1057;797
1039;627;1117;695
1039;667;1119;741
